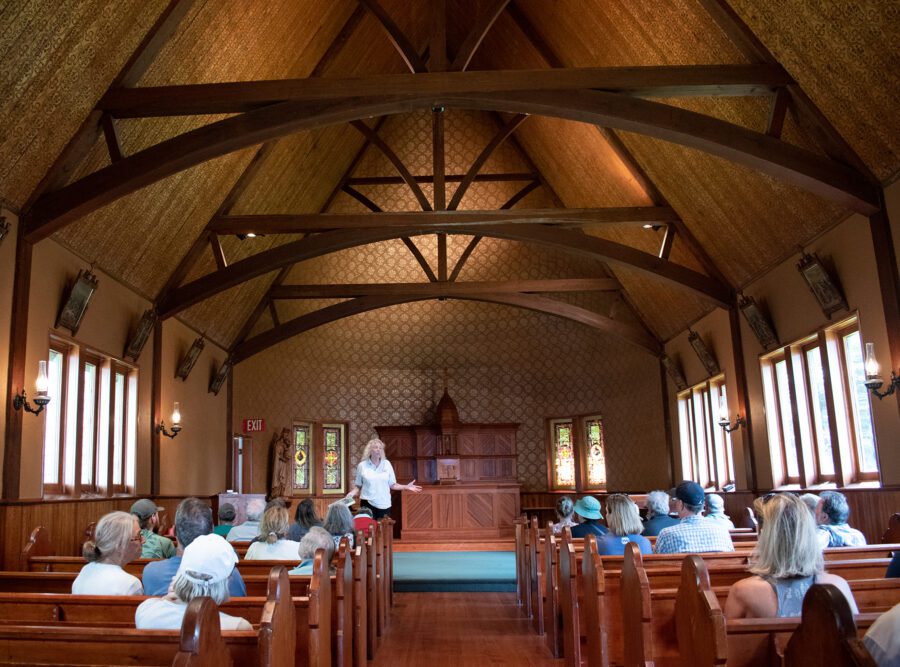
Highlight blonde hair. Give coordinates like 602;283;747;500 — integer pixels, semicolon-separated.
605;494;644;536
362;438;386;462
83;511;135;562
257;506;289;544
749;493;823;579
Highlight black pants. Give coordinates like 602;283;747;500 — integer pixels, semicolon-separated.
361;499;391;519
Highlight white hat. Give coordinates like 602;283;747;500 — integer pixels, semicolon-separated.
176;534;237;584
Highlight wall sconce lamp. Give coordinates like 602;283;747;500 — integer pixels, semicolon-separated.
156;402;182;439
717;395;746;433
13;361;51;416
863;342;900;399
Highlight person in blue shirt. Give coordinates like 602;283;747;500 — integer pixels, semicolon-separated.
570;496;608;539
142;497;246;597
642;490;679;536
595;494;652;555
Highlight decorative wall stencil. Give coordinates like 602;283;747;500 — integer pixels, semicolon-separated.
209;356;232;395
175;336;205;381
55;269;98;335
124;309;156;361
688;330;721;377
796;251;848;319
738;295;779;350
661;355;688;391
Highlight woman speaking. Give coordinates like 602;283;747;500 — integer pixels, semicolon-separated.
345;438;422;518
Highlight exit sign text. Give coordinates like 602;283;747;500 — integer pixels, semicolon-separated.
242;418;265;433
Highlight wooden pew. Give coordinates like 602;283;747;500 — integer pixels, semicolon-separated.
530;517;545;635
883;513;900;544
544;527;561;658
352;535;368;667
674;556;882;667
364;528;378;658
580;534;608;667
558;530;580;666
173;597;235;666
515;515;528;609
0;565;298;666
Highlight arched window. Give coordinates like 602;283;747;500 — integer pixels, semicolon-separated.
547;413;607;491
291;420;349;496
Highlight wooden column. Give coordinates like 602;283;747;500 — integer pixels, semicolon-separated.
150;323;162;495
2;226;31;500
659;360;676;486
869;190;900;420
225;372;234;490
729;307;757;491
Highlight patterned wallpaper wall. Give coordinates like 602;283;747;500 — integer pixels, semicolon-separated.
234;291;669;494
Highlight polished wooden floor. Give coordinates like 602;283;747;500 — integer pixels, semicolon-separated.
372;592;563;666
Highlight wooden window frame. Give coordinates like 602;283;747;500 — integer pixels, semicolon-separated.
546;413;608;493
798;340;836;483
290;419;351;497
676;375;734;491
42;341;70;496
107;362;133;494
75;352;102;495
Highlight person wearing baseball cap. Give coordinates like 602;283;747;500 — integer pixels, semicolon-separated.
570;495;608;539
130;498;176;559
135;533;251;630
654;481;734;554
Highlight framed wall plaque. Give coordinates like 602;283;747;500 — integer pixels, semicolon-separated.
661;355;688;391
123;309;156;361
797;251;848;319
175;336;205;381
688;330;720;377
738;294;779;350
209;357;232;395
56;269;99;335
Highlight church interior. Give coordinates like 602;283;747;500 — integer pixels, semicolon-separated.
0;0;898;664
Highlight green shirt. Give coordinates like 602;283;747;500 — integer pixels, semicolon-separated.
140;528;176;559
213;524;232;538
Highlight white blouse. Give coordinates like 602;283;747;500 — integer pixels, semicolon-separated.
244;539;302;561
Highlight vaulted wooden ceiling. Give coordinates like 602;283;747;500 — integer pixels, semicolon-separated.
3;0;897;358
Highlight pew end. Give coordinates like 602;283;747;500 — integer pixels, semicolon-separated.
172;597;234;667
674;555;728;667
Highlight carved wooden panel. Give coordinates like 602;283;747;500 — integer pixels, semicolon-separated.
466;493;495;528
392;459;416;481
381;432;415;459
416;430;438;457
436;493;465;528
417;459;437;484
494;431;516;455
480;459;496;479
497;491;519;525
457;432;478;456
460;459;478;481
477;432;496;455
404;494;433;530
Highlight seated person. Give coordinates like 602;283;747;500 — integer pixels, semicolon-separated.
551;496;577;536
799;492;819;516
289;527;337;575
287;498;322;542
642;490;679;536
353;506;377;535
227;497;266;542
245;505;302;560
142;497;246;596
654;481;734;554
887;552;900;579
324;502;356;549
816;490;867;548
570;496;608;539
72;511;143;595
864;601;900;667
725;493;858;618
705;494;735;529
136;534;251;630
596;494;652;555
130;498;176;559
213;502;236;538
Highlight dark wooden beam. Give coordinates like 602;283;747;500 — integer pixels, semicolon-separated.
729;306;757;491
869;191;900;420
310;6;367;78
268;301;280;328
659;360;676;487
101;114;124;163
448;114;527;210
210;207;681;233
450;0;510;71
27;89;878;242
765;88;789;138
270;278;621;299
99;65;793;116
233;291;662;363
350;120;432;210
357;0;427;73
432;110;446;210
499;181;540;209
342;185;382;213
209;233;227;270
230;268;291;347
158;223;733;318
401;237;438;283
449;236;482;282
429;0;447;72
150;323;162;496
347;172;536;185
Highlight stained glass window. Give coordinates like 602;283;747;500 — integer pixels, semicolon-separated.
584;416;607;487
293;423;311;491
322;424;346;492
551;419;576;489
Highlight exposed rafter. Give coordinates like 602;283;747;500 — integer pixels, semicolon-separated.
357;0;427;73
232;292;662;363
157;224;733;319
270;278;621;299
450;0;511;71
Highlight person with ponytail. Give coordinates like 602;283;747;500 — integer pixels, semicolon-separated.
244;505;301;560
72;511;144;595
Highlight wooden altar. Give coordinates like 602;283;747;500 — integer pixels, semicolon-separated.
377;388;520;540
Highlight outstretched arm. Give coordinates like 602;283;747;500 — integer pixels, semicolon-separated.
391;479;422;493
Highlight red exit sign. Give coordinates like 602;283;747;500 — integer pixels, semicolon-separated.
242;418;266;433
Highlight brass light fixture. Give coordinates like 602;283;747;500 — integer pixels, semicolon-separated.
156;401;182;439
863;342;900;400
13;361;51;416
717;395;745;433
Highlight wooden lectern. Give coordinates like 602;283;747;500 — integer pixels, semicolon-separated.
437;458;460;484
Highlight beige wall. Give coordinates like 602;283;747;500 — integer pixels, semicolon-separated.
665;179;900;490
1;215;228;499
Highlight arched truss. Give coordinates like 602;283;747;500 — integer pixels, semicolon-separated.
155;223;733;320
231;291;662;363
23;87;879;241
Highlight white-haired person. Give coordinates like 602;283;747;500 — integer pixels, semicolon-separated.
245;505;302;560
72;511;144;595
641;490;678;536
345;437;422;518
551;496;577;536
226;497;266;543
705;494;735;529
135;534;251;630
290;527;337;575
596;494;652;555
324;501;356;550
815;490;867;548
725;493;858;619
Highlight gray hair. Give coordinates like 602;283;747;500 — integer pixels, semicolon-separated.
246;497;266;522
645;491;671;519
83;511;135;562
799;493;819;515
172;571;230;605
819;490;850;525
175;498;213;549
298;526;336;561
555;496;574;521
323;502;354;536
